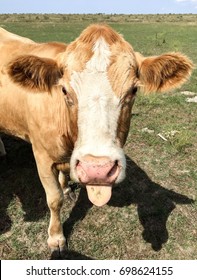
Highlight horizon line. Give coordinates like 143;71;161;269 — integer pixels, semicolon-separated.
0;12;197;15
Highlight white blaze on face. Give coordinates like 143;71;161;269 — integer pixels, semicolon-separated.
70;37;120;148
70;37;126;198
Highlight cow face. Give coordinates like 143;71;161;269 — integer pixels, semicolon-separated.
64;32;137;207
8;24;193;207
60;25;193;206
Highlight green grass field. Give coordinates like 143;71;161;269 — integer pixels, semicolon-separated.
0;14;196;260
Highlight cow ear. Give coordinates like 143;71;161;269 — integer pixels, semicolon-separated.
137;52;193;93
8;55;64;92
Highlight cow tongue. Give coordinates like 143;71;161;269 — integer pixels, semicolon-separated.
86;185;112;207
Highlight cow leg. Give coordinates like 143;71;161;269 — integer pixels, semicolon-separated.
0;137;6;157
33;150;66;255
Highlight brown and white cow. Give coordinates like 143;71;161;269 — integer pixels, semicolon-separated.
0;24;193;255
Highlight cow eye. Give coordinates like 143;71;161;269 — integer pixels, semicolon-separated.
62;87;74;106
62;87;67;95
132;87;138;95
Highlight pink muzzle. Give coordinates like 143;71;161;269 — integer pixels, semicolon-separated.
76;155;120;185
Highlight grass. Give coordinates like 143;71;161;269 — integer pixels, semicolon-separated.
0;14;197;260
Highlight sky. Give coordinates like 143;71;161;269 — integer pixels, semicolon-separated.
0;0;197;14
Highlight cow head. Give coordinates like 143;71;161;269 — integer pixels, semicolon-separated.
8;24;193;207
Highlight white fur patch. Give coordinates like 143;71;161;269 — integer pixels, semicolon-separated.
70;37;126;183
86;37;111;72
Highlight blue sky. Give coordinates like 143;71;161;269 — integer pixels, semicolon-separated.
0;0;197;14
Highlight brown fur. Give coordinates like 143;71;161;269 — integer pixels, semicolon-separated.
78;24;124;45
117;97;135;147
8;55;64;92
139;53;193;93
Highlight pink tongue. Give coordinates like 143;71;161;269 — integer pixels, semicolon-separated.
86;185;112;207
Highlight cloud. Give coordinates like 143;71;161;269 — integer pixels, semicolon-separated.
176;0;197;2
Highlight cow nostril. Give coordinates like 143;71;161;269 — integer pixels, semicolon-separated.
107;160;119;177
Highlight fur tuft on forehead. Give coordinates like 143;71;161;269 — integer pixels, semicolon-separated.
78;24;124;46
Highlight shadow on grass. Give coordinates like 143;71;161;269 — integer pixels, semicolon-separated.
51;249;94;260
0;136;194;259
63;156;194;253
0;135;47;235
110;156;195;251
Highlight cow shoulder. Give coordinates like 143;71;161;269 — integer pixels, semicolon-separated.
0;27;34;43
8;55;64;92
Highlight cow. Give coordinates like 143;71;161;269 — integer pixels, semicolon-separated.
0;24;193;256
